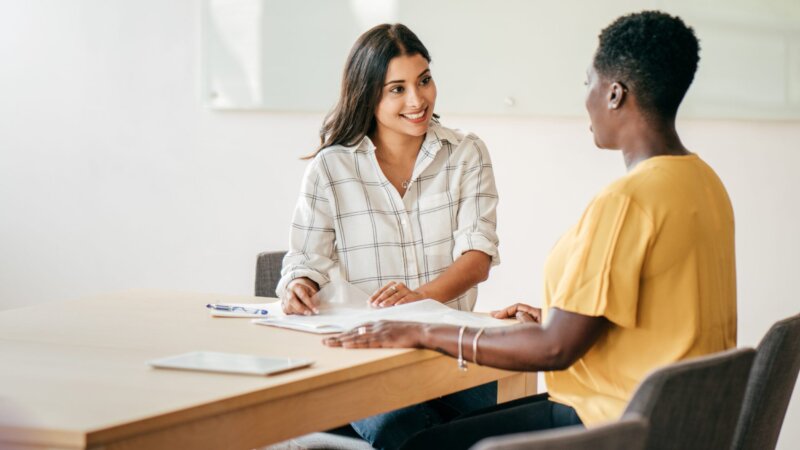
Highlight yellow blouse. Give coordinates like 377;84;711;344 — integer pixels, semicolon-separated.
543;154;737;426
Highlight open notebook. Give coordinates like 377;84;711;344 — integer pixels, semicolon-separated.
252;281;509;334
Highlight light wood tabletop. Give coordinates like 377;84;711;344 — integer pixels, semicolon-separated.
0;290;536;450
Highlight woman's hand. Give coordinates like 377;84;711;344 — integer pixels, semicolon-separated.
323;321;426;349
282;277;320;315
491;303;542;324
369;281;426;308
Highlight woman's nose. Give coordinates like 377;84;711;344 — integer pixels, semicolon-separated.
406;87;422;108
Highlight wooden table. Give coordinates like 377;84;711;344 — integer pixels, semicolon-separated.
0;290;536;449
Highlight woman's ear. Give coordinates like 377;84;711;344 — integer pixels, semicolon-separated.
608;82;627;110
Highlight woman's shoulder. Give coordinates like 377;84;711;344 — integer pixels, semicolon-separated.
314;142;361;159
306;140;366;169
298;144;357;184
429;122;489;157
430;122;482;145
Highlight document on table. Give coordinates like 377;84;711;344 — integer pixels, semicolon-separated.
252;280;509;334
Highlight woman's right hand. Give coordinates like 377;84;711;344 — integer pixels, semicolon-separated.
491;303;542;324
282;278;320;315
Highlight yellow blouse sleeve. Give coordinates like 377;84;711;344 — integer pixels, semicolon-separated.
550;192;654;328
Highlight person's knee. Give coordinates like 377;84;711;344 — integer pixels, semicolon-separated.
351;404;443;450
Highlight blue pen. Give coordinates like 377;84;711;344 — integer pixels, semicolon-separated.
206;304;269;315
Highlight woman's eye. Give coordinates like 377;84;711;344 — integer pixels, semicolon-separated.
420;76;432;85
390;86;404;94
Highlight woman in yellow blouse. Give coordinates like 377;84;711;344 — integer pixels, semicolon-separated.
324;10;737;450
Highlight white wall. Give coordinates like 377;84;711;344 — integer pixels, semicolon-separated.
1;1;798;448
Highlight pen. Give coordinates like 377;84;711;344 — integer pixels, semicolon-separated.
206;304;269;315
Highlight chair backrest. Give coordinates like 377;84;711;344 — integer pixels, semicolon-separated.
732;314;800;450
623;347;755;450
471;414;649;450
255;251;287;298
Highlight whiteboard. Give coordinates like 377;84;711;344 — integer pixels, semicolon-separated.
201;0;800;120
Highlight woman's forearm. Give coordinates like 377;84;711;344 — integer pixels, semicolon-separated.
420;323;564;372
417;250;491;301
419;309;608;372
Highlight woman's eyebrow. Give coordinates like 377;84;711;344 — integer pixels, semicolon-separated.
384;68;431;86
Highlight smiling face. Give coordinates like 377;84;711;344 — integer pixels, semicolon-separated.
373;53;437;142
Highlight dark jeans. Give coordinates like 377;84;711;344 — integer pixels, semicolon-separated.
350;382;498;450
398;392;583;450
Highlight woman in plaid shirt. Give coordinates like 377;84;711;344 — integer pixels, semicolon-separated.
277;25;500;317
276;23;501;450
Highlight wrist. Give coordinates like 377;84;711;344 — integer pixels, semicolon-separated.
416;323;433;348
416;283;442;301
289;277;319;290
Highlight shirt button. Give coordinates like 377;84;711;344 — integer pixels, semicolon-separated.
401;219;408;225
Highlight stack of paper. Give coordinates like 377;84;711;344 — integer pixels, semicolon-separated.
253;299;509;334
209;281;511;334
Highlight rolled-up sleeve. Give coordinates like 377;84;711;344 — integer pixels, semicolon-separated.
452;136;500;266
275;158;337;299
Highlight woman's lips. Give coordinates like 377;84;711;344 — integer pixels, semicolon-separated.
401;108;427;123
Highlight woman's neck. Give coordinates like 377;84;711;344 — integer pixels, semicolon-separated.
371;130;425;164
620;117;690;171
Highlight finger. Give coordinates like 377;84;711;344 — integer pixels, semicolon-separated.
369;281;393;302
370;282;395;302
516;311;535;323
282;292;302;315
342;336;372;348
322;336;342;347
288;294;312;316
294;285;319;314
300;284;321;310
492;304;518;319
333;324;372;343
515;305;542;323
371;283;398;306
503;304;519;318
379;291;404;308
378;283;408;307
529;308;542;323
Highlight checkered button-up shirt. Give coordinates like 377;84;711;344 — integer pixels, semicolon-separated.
276;123;500;311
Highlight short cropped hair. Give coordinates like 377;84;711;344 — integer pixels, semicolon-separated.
594;11;700;118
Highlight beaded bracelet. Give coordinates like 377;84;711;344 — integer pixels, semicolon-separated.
457;325;468;371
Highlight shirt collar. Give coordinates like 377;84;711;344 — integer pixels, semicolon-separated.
351;120;453;155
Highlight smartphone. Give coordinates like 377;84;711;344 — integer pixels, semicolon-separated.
148;351;314;376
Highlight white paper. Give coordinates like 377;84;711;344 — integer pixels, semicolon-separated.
253;281;509;334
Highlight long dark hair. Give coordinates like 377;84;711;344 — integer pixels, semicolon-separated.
304;23;432;159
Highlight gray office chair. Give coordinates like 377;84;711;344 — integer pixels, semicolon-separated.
255;251;287;298
471;414;649;450
732;314;800;450
624;347;755;450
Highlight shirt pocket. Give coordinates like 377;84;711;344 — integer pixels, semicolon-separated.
418;192;455;256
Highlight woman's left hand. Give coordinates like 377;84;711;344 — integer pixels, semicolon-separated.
369;281;426;308
323;321;425;349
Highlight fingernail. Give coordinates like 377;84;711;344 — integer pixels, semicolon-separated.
304;311;311;316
